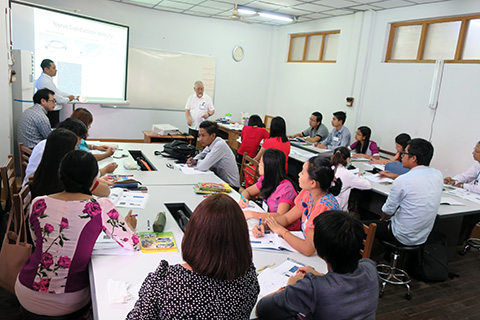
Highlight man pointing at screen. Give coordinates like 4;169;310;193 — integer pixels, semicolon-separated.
185;80;215;146
36;59;78;127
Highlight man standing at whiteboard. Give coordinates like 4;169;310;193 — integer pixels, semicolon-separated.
185;80;215;146
36;59;78;128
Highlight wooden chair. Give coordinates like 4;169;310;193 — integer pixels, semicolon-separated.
18;143;32;182
239;153;260;191
13;184;33;245
361;223;377;259
264;115;274;131
0;156;17;213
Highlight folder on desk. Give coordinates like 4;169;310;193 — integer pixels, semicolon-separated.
139;232;178;253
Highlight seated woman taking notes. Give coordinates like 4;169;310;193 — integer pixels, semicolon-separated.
240;149;298;229
16;150;139;318
127;194;259;319
372;133;411;179
252;156;341;256
331;147;371;212
349;126;379;160
70;108;115;161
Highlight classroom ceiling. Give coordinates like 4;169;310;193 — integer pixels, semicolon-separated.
108;0;452;25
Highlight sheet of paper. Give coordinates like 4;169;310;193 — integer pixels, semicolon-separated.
440;197;466;206
257;259;306;298
93;234;134;256
249;231;304;253
362;163;385;171
174;163;213;175
365;174;394;184
444;188;480;204
243;201;265;213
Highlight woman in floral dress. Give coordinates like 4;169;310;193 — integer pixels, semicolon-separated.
15;150;139;318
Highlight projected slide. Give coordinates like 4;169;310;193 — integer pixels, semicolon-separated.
12;3;128;102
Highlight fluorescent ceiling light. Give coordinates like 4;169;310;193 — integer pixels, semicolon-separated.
238;8;257;15
258;12;293;22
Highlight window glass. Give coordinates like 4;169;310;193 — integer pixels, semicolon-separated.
390;25;422;60
305;35;322;61
462;19;480;60
290;36;306;61
323;33;340;61
423;21;461;60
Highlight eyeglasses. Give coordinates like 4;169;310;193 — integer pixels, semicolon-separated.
48;99;56;103
402;151;412;156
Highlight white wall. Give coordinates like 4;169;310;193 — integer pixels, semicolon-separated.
19;0;274;139
0;0;13;160
357;0;480;175
266;0;480;175
266;13;360;136
8;0;480;176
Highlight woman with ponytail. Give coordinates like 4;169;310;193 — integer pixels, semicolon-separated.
252;156;341;256
16;150;139;318
331;147;371;211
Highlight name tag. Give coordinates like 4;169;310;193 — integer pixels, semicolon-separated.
333;136;340;142
262;200;269;212
199;102;206;110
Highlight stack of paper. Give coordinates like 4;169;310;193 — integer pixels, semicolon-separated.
257;258;306;298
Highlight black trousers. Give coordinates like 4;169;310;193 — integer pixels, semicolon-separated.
364;220;402;245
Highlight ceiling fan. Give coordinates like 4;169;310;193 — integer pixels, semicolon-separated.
229;0;255;24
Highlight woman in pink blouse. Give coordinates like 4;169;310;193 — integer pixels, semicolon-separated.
252;156;341;256
15;150;139;318
239;149;299;230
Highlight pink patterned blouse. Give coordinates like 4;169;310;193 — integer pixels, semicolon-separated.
16;196;139;315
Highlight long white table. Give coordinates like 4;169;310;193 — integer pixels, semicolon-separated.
286;148;480;257
89;185;328;320
96;142;224;186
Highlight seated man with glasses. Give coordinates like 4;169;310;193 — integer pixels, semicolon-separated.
373;138;443;247
444;141;480;245
17;88;56;149
289;112;329;143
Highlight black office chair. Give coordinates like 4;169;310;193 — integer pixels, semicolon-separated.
377;240;422;300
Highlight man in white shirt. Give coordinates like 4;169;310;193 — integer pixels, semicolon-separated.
375;138;443;247
185;81;215;146
36;59;78;127
444;141;480;245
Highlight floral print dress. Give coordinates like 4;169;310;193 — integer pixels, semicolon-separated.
16;196;139;316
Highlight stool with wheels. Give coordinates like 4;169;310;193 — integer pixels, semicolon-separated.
377;240;422;300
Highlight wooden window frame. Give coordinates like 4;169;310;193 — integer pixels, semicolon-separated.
288;30;340;63
386;14;480;64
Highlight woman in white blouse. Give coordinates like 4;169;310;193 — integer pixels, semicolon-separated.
331;147;371;211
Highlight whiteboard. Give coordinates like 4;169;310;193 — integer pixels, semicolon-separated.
126;47;216;111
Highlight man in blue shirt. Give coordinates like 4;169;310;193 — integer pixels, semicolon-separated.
376;138;443;246
316;111;351;150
